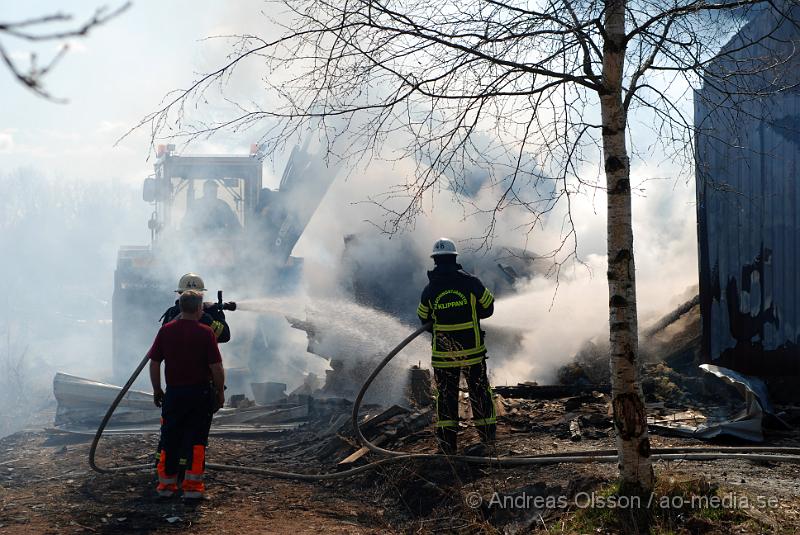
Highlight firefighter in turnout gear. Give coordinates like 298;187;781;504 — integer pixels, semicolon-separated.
417;238;496;455
160;273;231;343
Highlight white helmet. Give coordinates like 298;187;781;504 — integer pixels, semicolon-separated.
175;273;206;293
431;237;458;257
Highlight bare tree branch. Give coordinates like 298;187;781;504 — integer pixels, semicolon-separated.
0;3;131;101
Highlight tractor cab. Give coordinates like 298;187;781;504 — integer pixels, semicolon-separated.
143;144;262;246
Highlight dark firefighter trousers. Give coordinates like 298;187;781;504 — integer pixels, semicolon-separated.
433;359;496;453
156;384;214;495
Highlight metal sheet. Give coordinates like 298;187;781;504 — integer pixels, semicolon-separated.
699;364;775;414
650;365;771;442
53;372;309;430
695;6;800;376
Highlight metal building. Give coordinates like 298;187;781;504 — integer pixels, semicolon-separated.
695;6;800;376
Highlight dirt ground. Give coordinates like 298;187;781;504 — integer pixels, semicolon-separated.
2;398;800;534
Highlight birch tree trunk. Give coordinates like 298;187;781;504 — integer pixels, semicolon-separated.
601;0;655;505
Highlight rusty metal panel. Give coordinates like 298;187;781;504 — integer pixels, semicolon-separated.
695;9;800;376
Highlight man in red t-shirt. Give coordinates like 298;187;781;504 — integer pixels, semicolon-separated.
148;290;225;499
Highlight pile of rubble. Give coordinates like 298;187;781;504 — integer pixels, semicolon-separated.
554;294;735;407
498;391;612;442
553;294;793;442
264;403;434;467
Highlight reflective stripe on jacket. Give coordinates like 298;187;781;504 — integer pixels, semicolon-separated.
418;263;494;368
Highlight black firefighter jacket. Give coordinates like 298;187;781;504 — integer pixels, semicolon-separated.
160;301;231;343
417;263;494;368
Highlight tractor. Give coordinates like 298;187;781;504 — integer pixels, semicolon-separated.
112;141;337;381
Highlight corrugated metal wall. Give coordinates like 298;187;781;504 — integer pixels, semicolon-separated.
695;8;800;376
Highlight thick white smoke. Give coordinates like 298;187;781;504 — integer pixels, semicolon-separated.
0;169;149;436
297;156;699;385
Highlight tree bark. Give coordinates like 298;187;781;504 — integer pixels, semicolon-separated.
601;0;655;506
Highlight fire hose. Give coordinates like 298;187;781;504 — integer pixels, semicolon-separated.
90;322;800;480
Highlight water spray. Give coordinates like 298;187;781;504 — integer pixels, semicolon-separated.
233;297;300;315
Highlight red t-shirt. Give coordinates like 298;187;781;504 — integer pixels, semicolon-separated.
147;319;222;387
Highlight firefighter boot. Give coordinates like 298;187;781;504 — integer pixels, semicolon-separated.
156;450;178;497
182;445;207;499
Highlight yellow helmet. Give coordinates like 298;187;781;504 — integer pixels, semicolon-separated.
175;273;206;293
